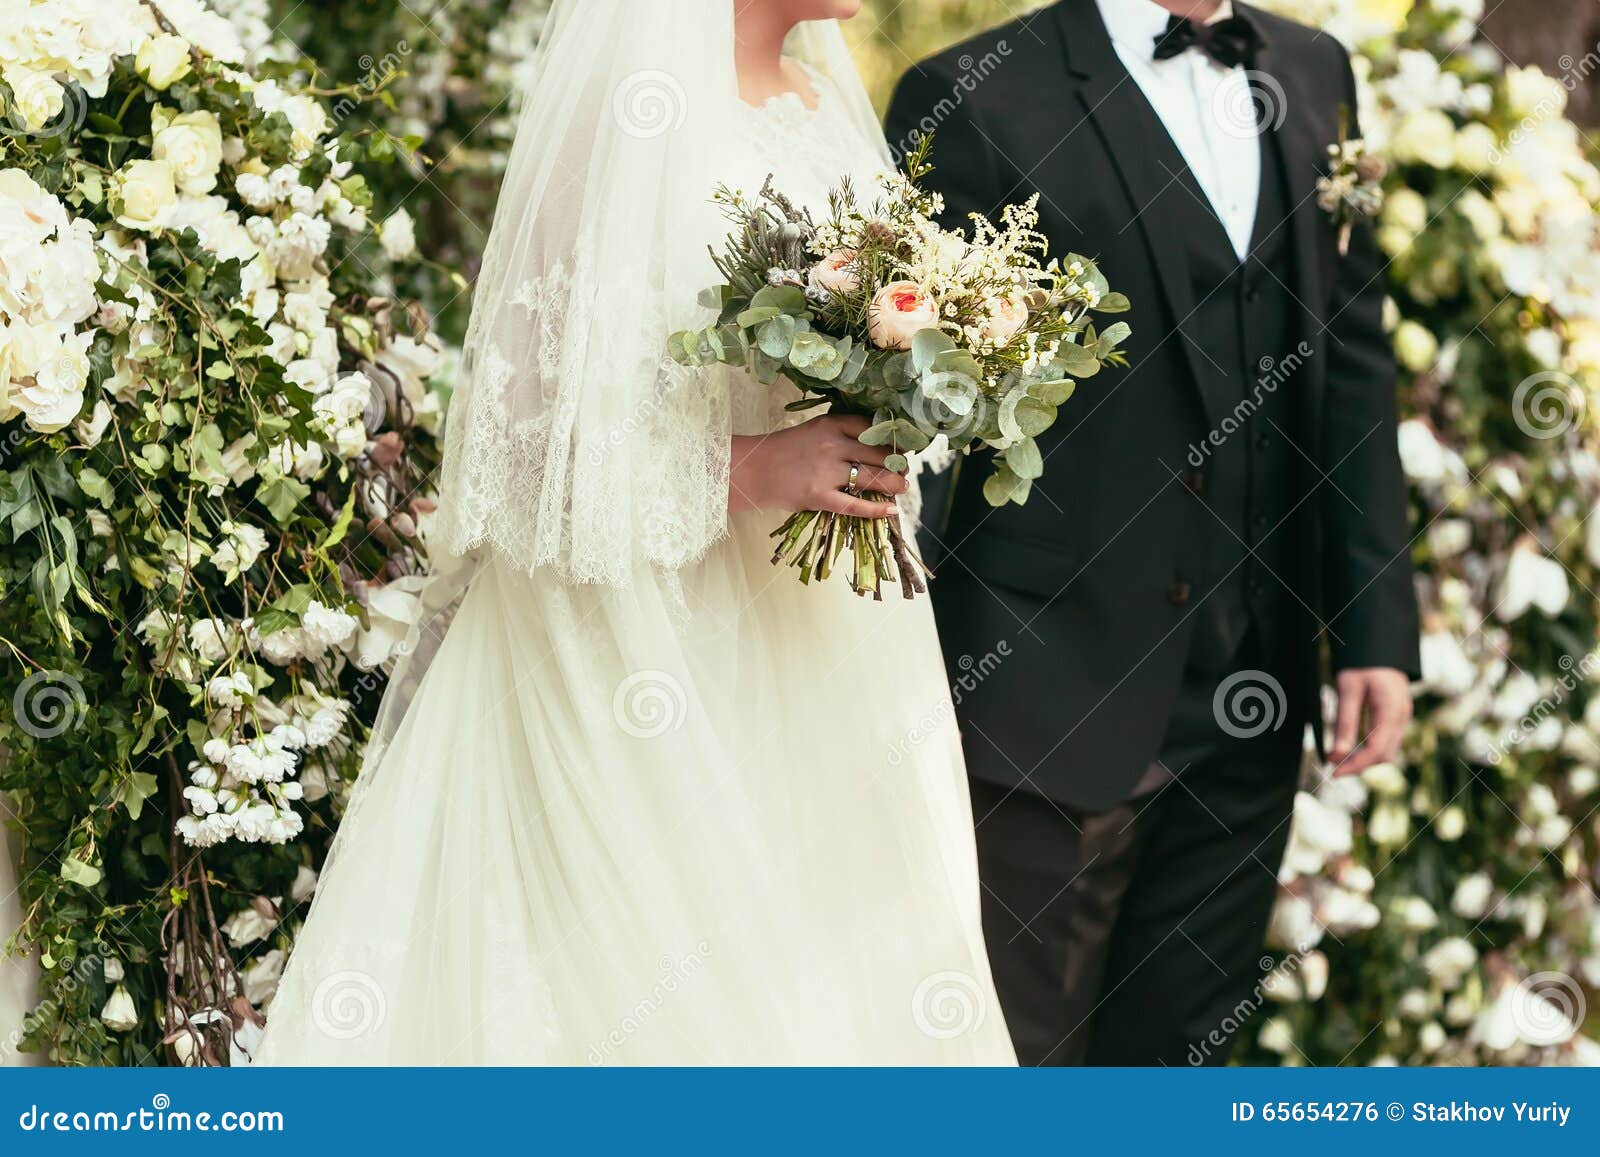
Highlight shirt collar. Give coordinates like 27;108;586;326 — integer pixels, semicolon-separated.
1095;0;1236;54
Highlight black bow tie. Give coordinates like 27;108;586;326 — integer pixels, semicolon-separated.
1153;13;1262;69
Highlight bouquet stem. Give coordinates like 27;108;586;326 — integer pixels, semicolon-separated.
769;495;933;600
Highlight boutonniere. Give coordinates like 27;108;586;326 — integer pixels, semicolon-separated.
1315;108;1387;256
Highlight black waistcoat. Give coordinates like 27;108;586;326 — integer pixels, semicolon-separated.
1173;114;1301;678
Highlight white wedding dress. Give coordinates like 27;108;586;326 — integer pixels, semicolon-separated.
257;16;1013;1066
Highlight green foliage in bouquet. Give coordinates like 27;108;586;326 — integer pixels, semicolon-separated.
0;0;442;1065
669;139;1128;598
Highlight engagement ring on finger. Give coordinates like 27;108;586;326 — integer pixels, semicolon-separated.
843;461;861;495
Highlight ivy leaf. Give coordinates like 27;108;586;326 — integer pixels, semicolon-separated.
59;856;102;890
123;772;160;821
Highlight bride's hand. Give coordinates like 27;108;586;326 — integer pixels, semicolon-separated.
729;415;908;517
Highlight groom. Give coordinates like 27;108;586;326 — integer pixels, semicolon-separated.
888;0;1419;1065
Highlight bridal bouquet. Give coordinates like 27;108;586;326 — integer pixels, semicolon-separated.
669;140;1129;598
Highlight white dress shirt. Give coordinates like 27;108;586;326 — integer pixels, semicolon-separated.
1094;0;1262;260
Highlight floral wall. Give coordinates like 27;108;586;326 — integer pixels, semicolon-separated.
2;0;1597;1066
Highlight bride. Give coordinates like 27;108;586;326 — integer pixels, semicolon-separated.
257;0;1014;1065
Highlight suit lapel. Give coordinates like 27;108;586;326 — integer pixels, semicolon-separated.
1054;0;1218;426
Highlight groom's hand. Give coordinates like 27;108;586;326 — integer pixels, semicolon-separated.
1329;668;1413;776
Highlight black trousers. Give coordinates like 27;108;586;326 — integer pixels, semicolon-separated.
969;658;1302;1067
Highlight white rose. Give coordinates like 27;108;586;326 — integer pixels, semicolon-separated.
7;326;91;433
152;109;224;195
1380;187;1427;234
114;159;177;231
136;34;194;90
1454;188;1501;242
1393;319;1438;372
1389;109;1457;169
8;69;67;133
866;280;940;351
1504;65;1566;120
1452;122;1498;174
377;208;416;261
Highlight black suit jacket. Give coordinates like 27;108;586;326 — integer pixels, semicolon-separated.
886;0;1420;808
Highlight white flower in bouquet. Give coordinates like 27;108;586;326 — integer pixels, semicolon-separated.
300;599;358;652
1388;109;1456;169
205;671;253;709
1419;626;1475;695
1422;936;1478;988
1312;880;1380;936
1279;791;1354;880
289;863;318;903
1367;799;1411;846
151;106;224;193
377;207;416;261
1360;760;1408;796
247;78;328;158
1;324;93;431
240;947;285;1007
1503;64;1567;121
135;32;193;89
1267;892;1322;950
220;898;278;948
1394;895;1439;933
99;984;139;1032
211;520;267;581
113;157;178;231
351;574;430;670
1496;543;1570;620
186;617;235;665
1392;319;1438;372
1434;804;1466;841
1396;988;1434;1021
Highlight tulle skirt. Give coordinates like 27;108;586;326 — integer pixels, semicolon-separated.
256;511;1015;1064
